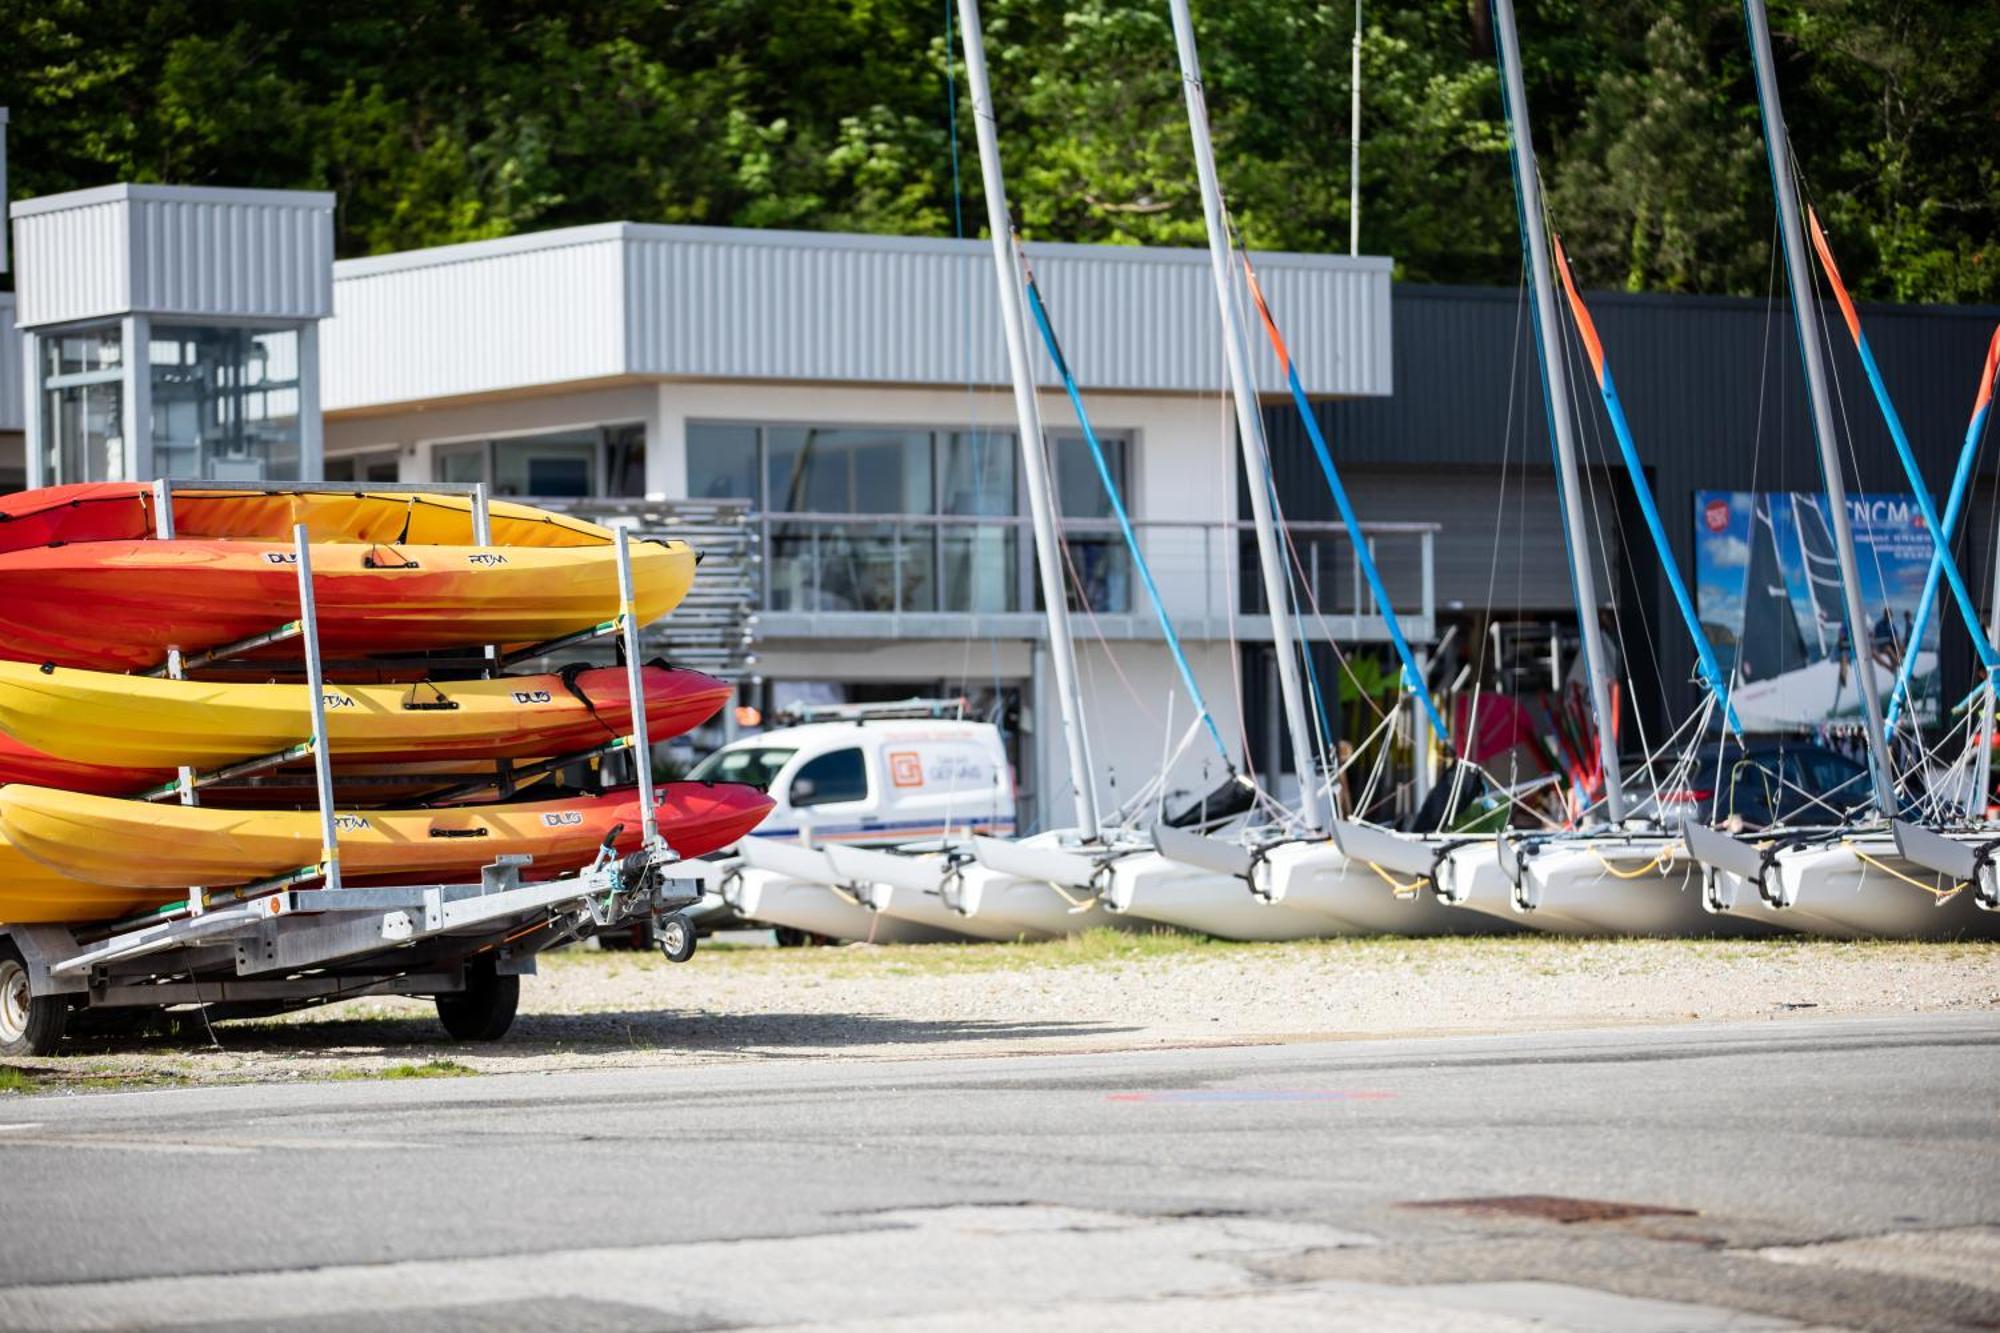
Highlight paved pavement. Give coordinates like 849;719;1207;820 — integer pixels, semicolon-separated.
0;1014;1995;1330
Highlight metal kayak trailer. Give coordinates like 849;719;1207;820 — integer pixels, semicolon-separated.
0;845;713;1056
0;478;711;1056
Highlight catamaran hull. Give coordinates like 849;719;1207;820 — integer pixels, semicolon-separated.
720;868;965;944
1100;851;1352;940
1707;840;2000;940
1510;837;1789;937
942;861;1137;936
1261;841;1519;935
858;880;1048;942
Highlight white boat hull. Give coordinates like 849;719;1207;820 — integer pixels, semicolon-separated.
1261;841;1518;935
857;875;1049;942
943;860;1136;937
1100;850;1353;940
1511;836;1789;937
1707;837;2000;940
721;867;965;944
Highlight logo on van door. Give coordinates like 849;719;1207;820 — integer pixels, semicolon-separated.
889;751;924;788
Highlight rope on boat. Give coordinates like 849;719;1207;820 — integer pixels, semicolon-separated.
1589;847;1675;880
1844;843;1963;901
1365;860;1426;897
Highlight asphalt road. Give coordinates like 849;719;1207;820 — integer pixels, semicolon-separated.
0;1014;1995;1331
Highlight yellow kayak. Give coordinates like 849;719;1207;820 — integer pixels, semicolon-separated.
0;829;164;924
0;782;771;893
0;661;728;773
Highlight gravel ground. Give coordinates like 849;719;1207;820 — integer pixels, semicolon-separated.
5;932;1996;1091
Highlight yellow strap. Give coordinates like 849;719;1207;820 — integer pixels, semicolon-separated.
1367;861;1425;897
1844;842;1963;901
1589;848;1674;880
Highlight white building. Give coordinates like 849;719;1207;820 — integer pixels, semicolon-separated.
8;184;1423;828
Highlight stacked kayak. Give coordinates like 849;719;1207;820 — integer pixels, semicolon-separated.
0;661;732;795
0;482;769;923
0;483;694;672
0;784;769;907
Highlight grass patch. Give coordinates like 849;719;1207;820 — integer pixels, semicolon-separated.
0;1066;37;1094
329;1058;479;1082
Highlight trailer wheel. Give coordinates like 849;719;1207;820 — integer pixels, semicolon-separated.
0;943;67;1058
435;959;519;1042
656;913;697;964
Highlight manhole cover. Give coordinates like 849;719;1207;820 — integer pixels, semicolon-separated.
1403;1195;1697;1224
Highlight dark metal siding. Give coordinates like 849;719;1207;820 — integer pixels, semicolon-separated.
1265;283;2000;732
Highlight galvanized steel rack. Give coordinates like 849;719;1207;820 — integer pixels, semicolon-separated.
0;479;702;1056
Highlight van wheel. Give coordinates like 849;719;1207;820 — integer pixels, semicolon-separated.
0;943;67;1058
436;959;519;1042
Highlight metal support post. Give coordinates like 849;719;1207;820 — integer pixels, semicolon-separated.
295;524;343;893
1744;0;1899;813
616;528;660;848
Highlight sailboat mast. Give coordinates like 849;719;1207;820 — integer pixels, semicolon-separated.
1166;0;1326;831
1743;0;1899;812
1492;0;1626;822
955;0;1101;834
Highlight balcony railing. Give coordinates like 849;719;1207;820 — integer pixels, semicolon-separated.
540;499;1438;645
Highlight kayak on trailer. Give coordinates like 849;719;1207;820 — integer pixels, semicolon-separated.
0;483;616;552
0;829;167;924
0;782;774;893
0;733;563;806
0;537;694;672
0;661;731;774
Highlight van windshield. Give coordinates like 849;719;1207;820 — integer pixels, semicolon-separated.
689;746;797;791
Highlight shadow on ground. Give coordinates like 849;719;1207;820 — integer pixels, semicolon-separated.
59;1009;1139;1064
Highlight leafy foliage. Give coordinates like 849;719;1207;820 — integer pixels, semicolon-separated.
2;0;1992;300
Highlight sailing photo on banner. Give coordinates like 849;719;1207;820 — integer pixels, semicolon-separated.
1695;490;1940;731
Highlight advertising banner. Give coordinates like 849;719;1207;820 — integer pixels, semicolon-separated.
1694;490;1940;729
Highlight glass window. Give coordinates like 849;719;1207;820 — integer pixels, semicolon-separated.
688;746;796;791
150;326;302;481
494;430;596;498
436;444;485;485
688;424;758;501
48;327;123;378
1050;434;1133;614
766;428;930;514
46;381;125;484
606;423;647;498
940;429;1018;613
324;451;401;484
428;426;642;498
1051;433;1126;518
790;747;869;806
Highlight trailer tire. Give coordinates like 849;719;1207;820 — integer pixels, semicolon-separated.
656;913;697;964
436;960;519;1042
0;943;67;1058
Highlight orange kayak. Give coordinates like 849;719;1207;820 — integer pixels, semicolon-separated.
0;538;693;672
0;482;615;552
0;782;773;894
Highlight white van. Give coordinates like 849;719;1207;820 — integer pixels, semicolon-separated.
687;707;1016;847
